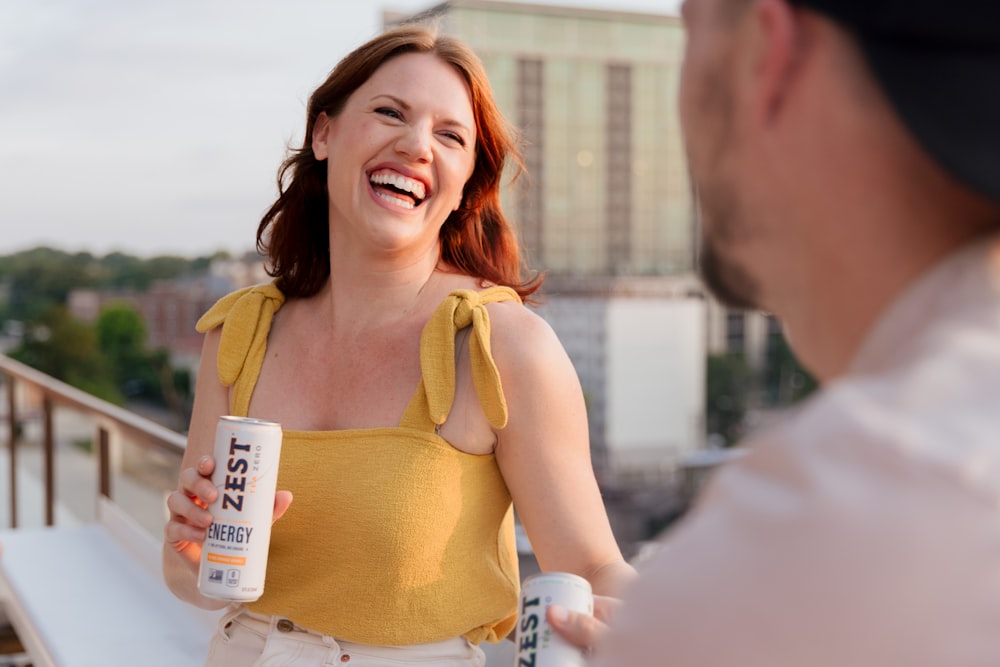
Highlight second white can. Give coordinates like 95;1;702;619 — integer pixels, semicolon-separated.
515;572;594;667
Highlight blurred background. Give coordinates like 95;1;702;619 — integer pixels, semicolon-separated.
0;0;816;566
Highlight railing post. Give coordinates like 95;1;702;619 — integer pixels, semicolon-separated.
6;375;16;529
43;394;55;527
1;354;190;536
98;425;111;500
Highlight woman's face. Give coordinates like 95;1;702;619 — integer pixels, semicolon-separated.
312;52;477;260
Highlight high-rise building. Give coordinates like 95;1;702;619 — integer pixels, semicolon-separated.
386;1;693;278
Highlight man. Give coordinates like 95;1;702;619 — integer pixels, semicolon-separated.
550;0;1000;664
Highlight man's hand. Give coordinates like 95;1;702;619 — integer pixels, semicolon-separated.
547;594;621;654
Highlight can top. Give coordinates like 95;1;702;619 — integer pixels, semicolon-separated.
219;415;282;428
521;571;592;593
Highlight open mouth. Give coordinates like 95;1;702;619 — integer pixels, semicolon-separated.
369;169;427;209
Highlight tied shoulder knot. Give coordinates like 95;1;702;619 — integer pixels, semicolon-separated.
195;283;286;388
420;287;520;430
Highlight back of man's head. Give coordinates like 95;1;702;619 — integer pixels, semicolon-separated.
789;0;1000;205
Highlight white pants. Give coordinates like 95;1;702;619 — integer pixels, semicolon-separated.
204;606;487;667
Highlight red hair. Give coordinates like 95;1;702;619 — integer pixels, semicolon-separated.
257;25;542;301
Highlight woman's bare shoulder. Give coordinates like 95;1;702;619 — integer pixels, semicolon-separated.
486;300;566;367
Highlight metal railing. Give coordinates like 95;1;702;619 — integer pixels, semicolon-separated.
1;354;186;532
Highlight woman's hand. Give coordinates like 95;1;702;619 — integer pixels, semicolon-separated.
164;455;219;558
164;456;294;557
162;454;293;610
547;594;622;656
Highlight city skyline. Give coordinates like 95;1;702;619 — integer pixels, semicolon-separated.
1;0;681;259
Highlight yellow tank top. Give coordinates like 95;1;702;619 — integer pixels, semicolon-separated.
195;283;520;646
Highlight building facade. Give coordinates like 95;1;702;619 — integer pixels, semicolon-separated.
386;1;692;279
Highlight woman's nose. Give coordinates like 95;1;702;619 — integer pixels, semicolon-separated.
395;125;433;163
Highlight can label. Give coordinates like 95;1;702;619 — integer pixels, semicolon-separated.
515;572;594;667
197;416;282;601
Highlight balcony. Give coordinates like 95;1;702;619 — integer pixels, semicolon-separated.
0;355;185;536
0;354;197;666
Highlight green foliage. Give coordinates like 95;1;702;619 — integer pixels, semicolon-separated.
0;247;101;321
0;246;218;415
92;303;194;420
96;304;159;399
763;334;818;406
191;250;232;273
705;325;817;448
6;300;193;418
0;246;225;321
97;304;147;354
99;252;195;291
705;352;752;446
8;305;124;404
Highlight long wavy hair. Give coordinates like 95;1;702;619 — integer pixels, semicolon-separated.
257;25;542;301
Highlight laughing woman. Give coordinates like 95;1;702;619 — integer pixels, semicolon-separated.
163;25;634;666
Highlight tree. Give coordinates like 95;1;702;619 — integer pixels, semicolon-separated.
96;303;157;398
0;247;219;423
9;305;123;404
96;303;147;353
705;352;752;446
764;333;818;406
100;252;195;291
1;247;100;321
94;303;193;426
0;247;225;322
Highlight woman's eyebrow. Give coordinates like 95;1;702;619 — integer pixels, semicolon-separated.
371;94;472;135
371;93;412;110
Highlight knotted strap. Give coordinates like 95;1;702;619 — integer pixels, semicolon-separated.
195;282;286;416
418;287;520;430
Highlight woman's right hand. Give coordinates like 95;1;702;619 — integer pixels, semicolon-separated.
164;455;219;561
164;456;295;556
162;454;293;610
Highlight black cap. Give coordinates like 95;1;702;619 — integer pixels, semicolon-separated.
790;0;1000;203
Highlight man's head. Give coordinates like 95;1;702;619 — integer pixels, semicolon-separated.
787;0;1000;204
680;0;1000;377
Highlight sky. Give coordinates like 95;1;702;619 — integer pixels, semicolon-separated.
0;0;681;259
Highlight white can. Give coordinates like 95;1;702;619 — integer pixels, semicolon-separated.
515;572;594;667
197;416;282;601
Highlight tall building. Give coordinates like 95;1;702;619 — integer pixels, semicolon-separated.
386;1;692;278
387;2;704;544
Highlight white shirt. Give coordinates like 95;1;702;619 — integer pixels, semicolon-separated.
591;233;1000;666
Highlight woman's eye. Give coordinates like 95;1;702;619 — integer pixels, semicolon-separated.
375;107;402;120
441;131;466;147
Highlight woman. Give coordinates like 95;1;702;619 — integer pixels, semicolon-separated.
163;24;634;666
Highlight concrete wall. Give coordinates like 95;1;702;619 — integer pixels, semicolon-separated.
606;297;705;469
539;292;705;476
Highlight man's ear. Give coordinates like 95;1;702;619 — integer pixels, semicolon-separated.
312;112;331;161
744;0;804;127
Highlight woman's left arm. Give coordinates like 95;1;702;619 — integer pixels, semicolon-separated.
490;302;637;597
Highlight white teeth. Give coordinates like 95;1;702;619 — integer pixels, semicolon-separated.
374;191;415;209
369;170;426;200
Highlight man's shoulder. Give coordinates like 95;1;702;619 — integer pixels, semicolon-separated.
771;338;1000;482
696;337;1000;547
600;361;1000;666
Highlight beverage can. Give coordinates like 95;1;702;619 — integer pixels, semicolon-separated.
515;572;594;667
197;416;283;601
